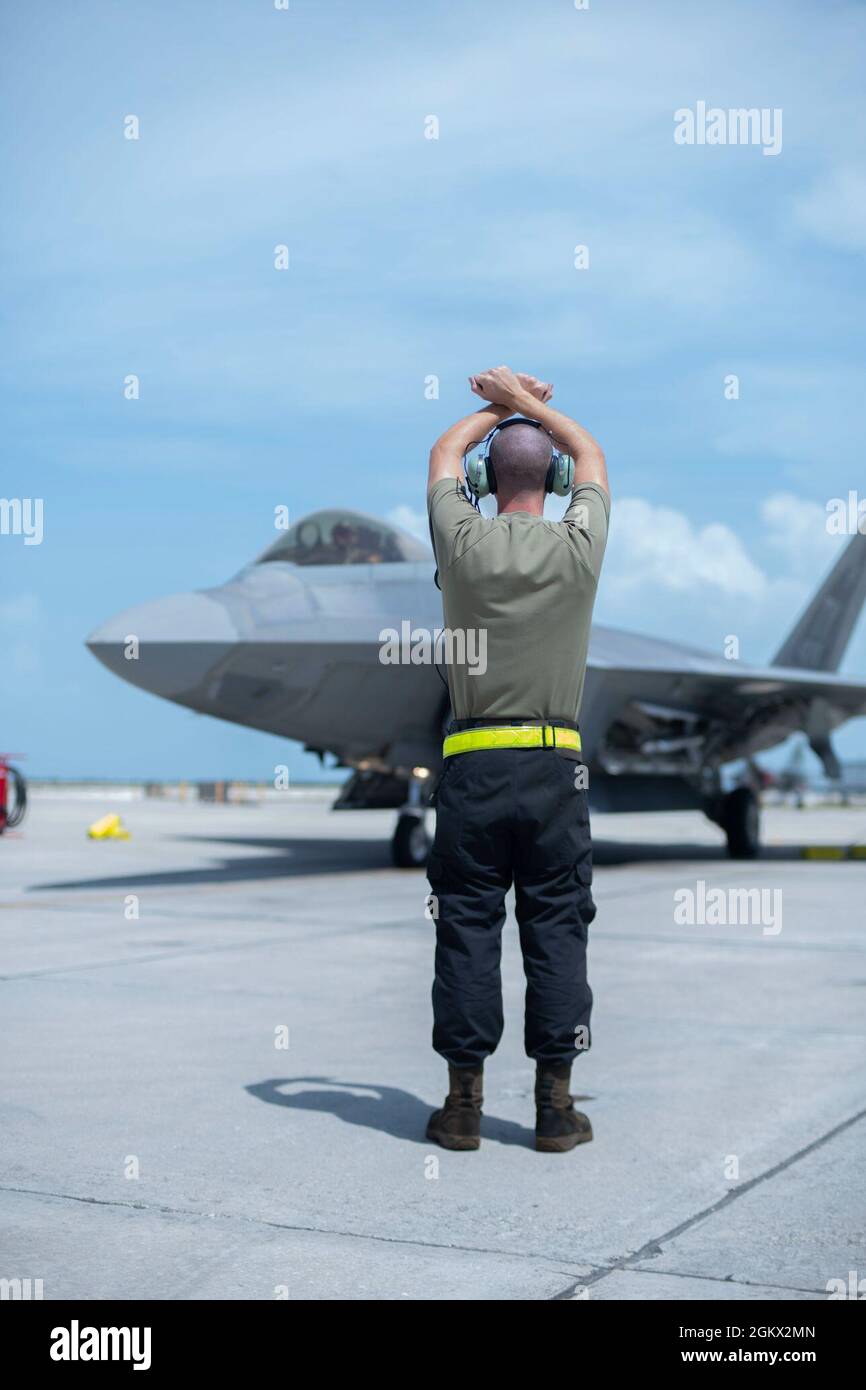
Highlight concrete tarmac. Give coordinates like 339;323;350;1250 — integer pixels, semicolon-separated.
1;791;864;1301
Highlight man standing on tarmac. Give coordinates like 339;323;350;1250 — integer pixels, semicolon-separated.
425;365;610;1153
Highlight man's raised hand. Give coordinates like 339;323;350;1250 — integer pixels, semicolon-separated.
515;373;553;404
469;367;552;409
468;365;525;409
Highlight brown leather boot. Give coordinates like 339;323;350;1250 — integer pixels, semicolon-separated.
426;1064;483;1151
535;1062;593;1153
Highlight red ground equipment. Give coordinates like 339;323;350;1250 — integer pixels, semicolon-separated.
0;756;27;833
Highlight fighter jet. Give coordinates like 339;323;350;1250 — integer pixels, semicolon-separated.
87;507;866;866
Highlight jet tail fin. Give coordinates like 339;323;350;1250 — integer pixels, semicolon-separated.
772;529;866;672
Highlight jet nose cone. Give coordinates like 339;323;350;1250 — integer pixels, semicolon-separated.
87;592;237;698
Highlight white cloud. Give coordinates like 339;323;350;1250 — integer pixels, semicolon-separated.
387;504;430;546
0;593;40;627
794;167;866;253
598;492;865;670
760;492;837;565
606;497;767;598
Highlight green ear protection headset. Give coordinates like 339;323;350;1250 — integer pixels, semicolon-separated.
464;417;574;501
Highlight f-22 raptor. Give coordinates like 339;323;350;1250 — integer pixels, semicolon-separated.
87;507;866;866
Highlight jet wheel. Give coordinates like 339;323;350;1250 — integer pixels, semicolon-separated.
392;813;431;869
722;787;761;859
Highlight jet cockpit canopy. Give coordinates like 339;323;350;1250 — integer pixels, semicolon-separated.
256;509;429;568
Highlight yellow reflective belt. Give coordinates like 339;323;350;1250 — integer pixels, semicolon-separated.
442;725;581;758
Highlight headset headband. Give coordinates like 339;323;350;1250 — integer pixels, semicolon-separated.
464;417;574;500
488;417;549;445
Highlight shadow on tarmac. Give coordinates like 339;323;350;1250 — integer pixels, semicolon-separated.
33;831;828;893
245;1075;552;1148
33;835;392;891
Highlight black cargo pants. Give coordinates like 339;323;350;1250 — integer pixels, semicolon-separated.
426;743;595;1068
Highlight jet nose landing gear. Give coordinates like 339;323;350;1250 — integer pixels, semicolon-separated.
391;768;433;869
721;785;761;859
704;780;762;859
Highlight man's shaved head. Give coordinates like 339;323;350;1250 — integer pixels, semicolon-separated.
490;421;553;495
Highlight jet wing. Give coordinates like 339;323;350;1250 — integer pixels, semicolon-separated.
590;628;866;711
584;629;866;774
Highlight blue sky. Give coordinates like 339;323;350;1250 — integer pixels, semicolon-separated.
2;0;866;780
